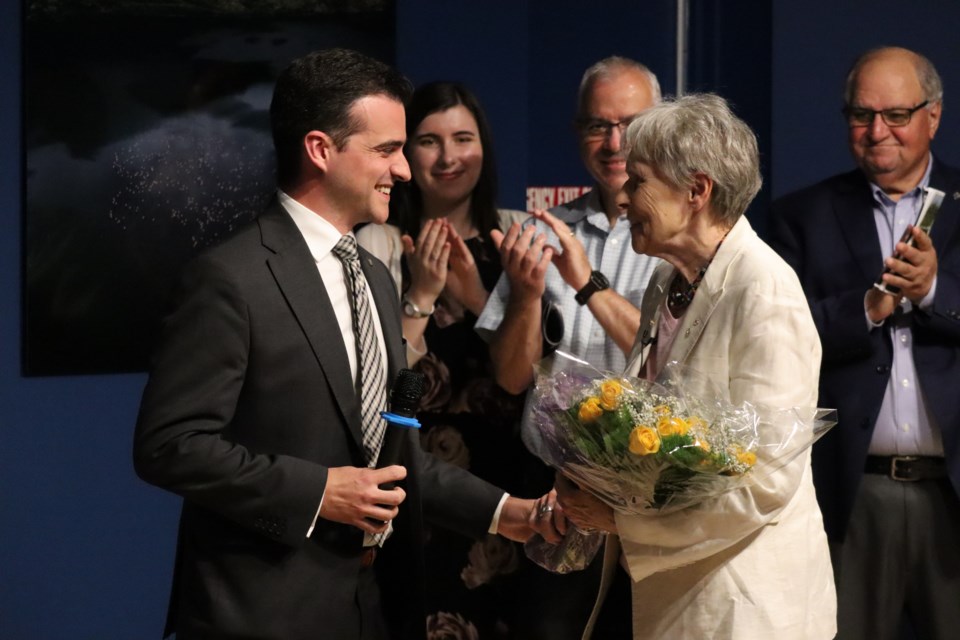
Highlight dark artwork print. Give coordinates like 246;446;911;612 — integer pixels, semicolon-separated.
23;0;393;375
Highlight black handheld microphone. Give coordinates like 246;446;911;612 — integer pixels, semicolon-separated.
376;368;425;470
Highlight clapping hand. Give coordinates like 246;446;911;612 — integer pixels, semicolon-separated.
531;209;593;292
882;225;938;303
867;225;938;323
402;218;450;306
490;220;553;304
444;226;488;316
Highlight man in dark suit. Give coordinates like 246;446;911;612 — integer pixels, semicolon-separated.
133;49;550;640
769;46;960;640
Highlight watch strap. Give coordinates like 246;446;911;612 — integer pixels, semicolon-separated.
574;271;609;305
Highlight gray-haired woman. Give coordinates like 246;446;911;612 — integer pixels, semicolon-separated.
553;94;837;639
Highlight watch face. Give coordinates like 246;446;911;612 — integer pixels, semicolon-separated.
575;271;608;305
402;299;430;318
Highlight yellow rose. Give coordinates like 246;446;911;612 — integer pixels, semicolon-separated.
578;397;604;422
695;438;711;452
684;416;707;431
657;416;689;437
599;380;622;410
736;450;757;467
629;426;661;455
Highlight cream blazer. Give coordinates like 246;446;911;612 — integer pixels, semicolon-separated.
582;216;837;639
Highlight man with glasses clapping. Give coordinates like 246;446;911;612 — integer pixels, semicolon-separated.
475;56;663;639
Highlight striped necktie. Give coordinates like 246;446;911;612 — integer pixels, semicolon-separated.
332;235;387;466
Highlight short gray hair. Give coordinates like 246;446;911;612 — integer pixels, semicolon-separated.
623;93;761;225
843;46;943;106
577;56;662;116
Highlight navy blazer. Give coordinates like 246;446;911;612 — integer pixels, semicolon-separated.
769;158;960;541
134;202;504;639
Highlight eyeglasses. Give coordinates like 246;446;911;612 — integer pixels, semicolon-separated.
842;101;929;128
577;116;637;140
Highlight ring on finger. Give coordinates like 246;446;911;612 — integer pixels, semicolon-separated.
537;503;554;519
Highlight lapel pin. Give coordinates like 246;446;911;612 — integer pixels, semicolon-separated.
953;191;960;200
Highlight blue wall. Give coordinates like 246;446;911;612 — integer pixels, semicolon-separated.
4;0;960;637
1;3;177;636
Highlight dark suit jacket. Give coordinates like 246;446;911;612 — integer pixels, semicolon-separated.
768;158;960;542
133;202;504;639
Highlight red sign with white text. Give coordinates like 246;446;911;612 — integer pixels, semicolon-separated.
525;186;592;211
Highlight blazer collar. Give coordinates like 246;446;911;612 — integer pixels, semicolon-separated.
625;216;753;374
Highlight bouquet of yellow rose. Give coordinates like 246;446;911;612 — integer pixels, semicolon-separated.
522;352;836;573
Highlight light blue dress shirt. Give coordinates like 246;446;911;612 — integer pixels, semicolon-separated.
866;155;944;456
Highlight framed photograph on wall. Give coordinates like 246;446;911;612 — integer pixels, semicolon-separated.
22;0;393;375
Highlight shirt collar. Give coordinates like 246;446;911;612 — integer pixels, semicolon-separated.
277;189;348;262
561;186;626;232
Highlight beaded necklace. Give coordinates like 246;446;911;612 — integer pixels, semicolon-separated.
666;229;730;315
667;265;708;313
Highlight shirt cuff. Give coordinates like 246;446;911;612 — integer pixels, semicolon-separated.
306;495;324;539
864;291;885;330
405;336;428;358
917;275;938;311
488;493;510;535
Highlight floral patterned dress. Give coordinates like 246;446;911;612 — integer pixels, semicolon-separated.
358;214;603;639
406;234;533;639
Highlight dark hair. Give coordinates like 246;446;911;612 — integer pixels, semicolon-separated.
390;81;500;238
270;48;412;187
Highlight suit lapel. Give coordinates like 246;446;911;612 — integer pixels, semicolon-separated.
929;158;960;255
258;204;365;450
833;171;886;281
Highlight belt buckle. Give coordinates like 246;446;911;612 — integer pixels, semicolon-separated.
890;455;919;482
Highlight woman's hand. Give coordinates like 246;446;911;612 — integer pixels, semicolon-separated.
490;221;553;304
444;227;488;316
555;472;617;534
402;218;450;306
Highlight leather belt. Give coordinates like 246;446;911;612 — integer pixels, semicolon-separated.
359;546;378;569
864;455;947;482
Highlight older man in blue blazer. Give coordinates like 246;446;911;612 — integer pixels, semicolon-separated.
770;46;960;640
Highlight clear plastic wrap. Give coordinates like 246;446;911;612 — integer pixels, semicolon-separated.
523;351;837;573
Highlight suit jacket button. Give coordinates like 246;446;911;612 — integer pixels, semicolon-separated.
875;365;890;374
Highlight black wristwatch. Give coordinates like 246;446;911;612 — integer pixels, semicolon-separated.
574;270;610;305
